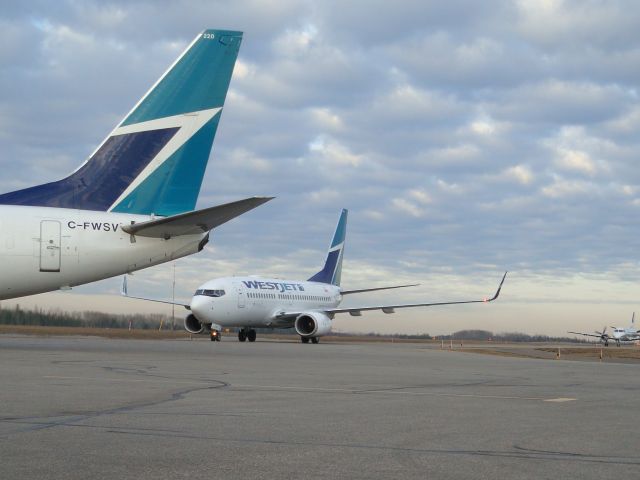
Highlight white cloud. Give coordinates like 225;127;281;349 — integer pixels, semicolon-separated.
228;148;272;172
309;107;344;131
391;197;424;217
470;119;496;136
621;185;636;196
555;149;597;176
541;177;593;198
272;24;318;57
501;165;534;185
515;0;638;50
436;179;463;194
307;188;341;204
233;59;254;80
307;136;362;167
408;189;432;205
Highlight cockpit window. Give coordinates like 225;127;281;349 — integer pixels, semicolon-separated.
194;289;225;297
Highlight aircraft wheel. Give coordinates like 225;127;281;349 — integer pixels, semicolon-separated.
238;329;247;342
301;337;309;344
247;329;257;342
311;337;319;344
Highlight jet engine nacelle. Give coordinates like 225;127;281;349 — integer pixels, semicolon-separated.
184;314;208;334
294;312;332;338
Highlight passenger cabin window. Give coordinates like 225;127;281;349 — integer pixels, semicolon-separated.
194;289;225;297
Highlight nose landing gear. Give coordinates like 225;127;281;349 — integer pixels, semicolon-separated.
210;329;221;342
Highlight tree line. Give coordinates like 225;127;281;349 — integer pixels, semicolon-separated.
0;306;588;342
335;329;585;343
0;304;172;330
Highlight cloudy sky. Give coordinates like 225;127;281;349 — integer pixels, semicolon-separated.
2;0;640;336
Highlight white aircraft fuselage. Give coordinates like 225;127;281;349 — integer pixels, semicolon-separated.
189;277;342;329
610;327;639;343
0;205;205;300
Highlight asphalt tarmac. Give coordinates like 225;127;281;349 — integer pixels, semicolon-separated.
1;334;639;479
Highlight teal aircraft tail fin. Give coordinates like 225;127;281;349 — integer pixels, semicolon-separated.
0;29;242;217
308;209;348;286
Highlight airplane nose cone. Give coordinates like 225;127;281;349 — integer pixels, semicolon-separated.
190;296;211;320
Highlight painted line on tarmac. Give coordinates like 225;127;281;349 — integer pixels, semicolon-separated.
43;375;210;386
42;377;577;403
232;384;576;402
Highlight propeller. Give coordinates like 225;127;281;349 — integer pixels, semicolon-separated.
595;326;609;345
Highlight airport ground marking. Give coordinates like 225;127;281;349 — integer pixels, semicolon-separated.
232;383;576;402
41;377;577;403
43;375;212;386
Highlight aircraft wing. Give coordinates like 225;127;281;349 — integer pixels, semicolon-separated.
277;272;506;319
121;196;273;239
328;272;507;316
120;276;191;309
340;284;420;295
567;331;603;338
622;334;640;341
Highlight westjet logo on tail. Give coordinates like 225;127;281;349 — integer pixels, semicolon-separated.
242;280;305;293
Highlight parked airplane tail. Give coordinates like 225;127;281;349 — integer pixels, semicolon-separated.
0;29;242;216
308;209;348;286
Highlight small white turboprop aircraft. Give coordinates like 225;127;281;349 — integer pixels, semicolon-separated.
569;313;640;347
122;209;507;343
0;29;272;301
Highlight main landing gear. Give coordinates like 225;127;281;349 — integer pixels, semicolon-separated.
210;329;221;342
300;337;320;344
238;328;257;342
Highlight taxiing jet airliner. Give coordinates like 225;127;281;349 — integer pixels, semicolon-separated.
122;209;507;343
0;29;272;301
569;313;640;347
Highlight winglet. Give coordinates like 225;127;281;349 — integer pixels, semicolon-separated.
485;271;507;302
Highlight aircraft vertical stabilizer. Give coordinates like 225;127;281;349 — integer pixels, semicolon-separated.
0;29;242;216
308;209;348;286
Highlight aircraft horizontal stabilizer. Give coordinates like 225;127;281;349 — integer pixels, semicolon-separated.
122;197;274;239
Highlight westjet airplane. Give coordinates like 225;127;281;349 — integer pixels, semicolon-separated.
0;29;272;301
569;313;640;347
122;209;507;343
